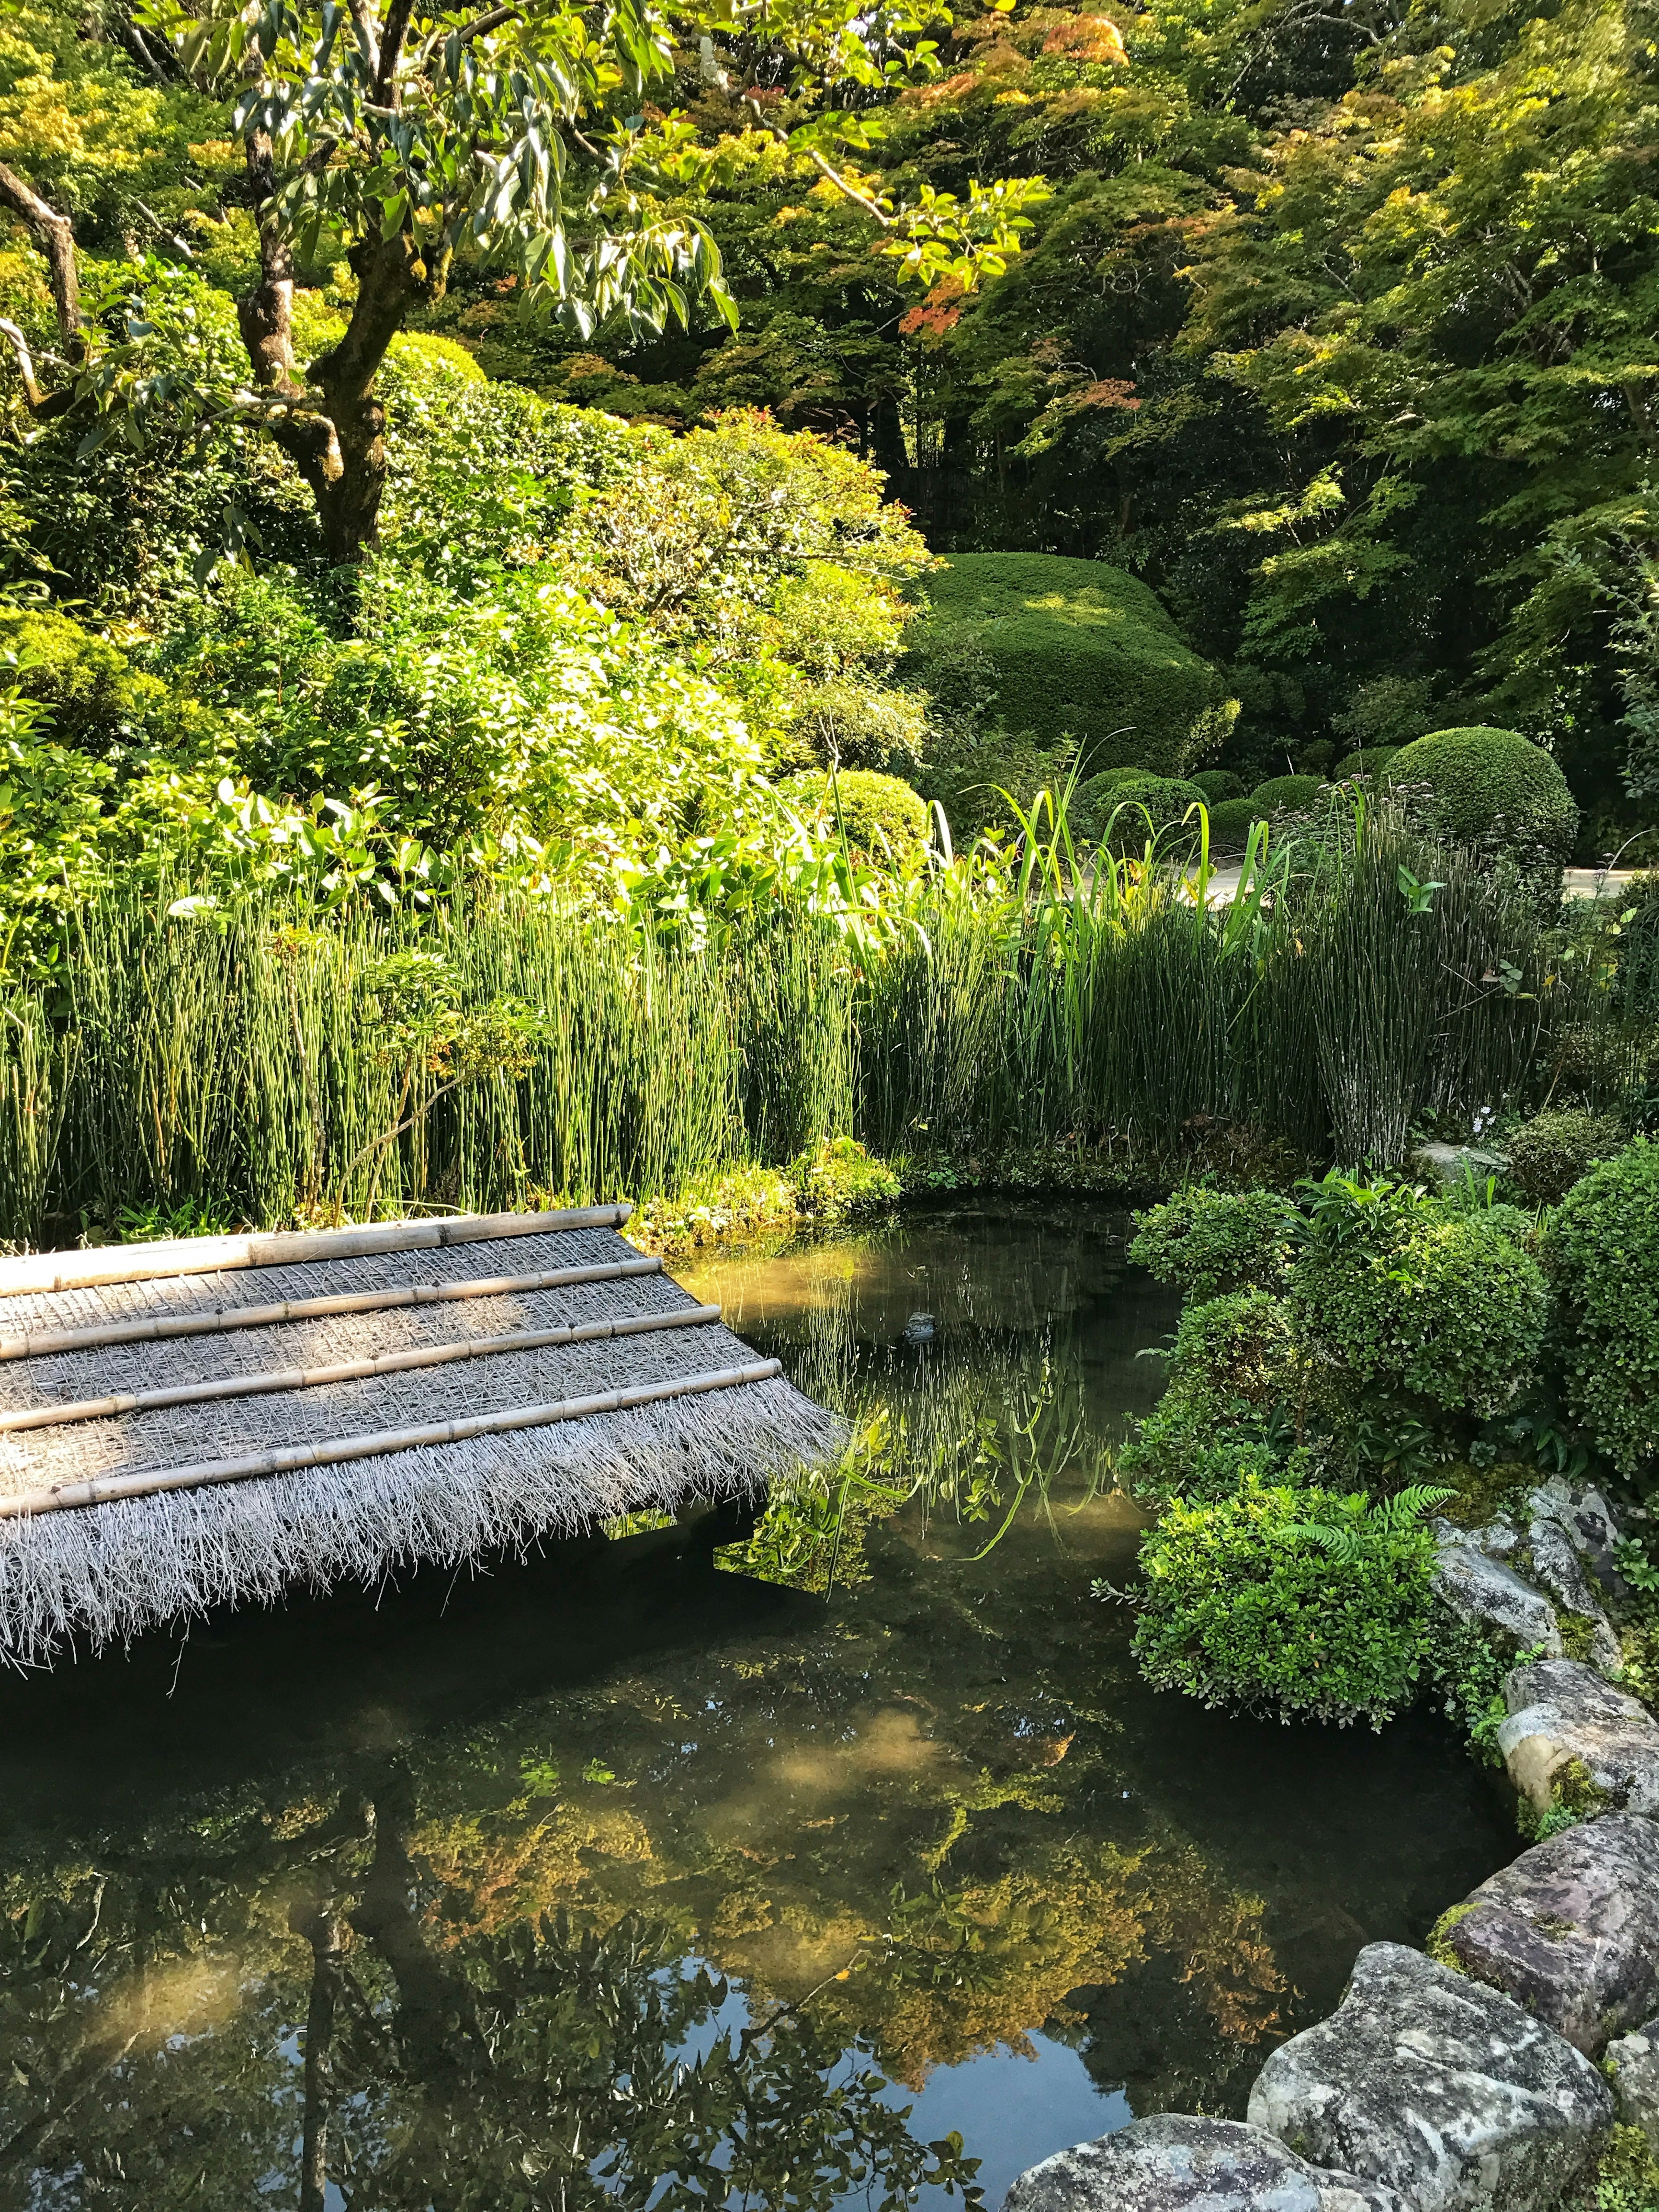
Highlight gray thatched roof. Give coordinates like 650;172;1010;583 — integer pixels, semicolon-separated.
0;1206;837;1670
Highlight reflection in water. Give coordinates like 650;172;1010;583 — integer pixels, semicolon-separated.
0;1200;1513;2208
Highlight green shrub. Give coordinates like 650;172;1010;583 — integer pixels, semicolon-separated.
1206;796;1262;852
1192;769;1245;803
1290;1186;1547;1416
1547;1138;1659;1482
1332;746;1400;782
1505;1108;1626;1204
1386;727;1578;861
1130;1186;1300;1299
1128;1479;1439;1726
1077;771;1206;850
1117;1289;1301;1504
782;769;930;864
914;552;1236;778
1249;773;1325;814
0;607;132;748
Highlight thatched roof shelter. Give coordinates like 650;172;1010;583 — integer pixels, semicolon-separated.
0;1205;837;1670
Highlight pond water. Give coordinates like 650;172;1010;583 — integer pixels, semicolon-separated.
0;1200;1515;2210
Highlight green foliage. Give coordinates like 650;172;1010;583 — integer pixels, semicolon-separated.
782;770;931;866
1332;748;1402;783
1192;770;1244;804
1128;1478;1439;1728
1588;2126;1659;2212
1506;1109;1627;1205
1117;1289;1300;1506
1206;797;1262;852
1388;730;1580;863
1076;771;1206;849
1547;1138;1659;1484
1249;774;1324;814
1129;1186;1300;1300
1290;1176;1548;1417
915;553;1236;778
0;608;131;748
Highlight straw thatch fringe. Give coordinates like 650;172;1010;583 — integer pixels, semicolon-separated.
0;1372;839;1671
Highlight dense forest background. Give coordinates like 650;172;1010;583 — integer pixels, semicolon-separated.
1;0;1656;853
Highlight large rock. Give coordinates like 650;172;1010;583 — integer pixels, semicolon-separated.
1247;1942;1612;2212
1002;2115;1405;2212
1498;1660;1659;1819
1527;1481;1625;1603
1438;1813;1659;2053
1434;1541;1563;1657
1605;2018;1659;2152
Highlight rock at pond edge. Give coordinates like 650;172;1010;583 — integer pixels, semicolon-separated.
1498;1660;1659;1819
1434;1542;1564;1659
1246;1942;1612;2212
1438;1812;1659;2055
1001;2113;1407;2212
1604;2018;1659;2153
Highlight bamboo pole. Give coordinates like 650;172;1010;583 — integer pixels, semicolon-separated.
0;1205;635;1302
0;1256;666;1363
0;1360;784;1521
0;1306;723;1433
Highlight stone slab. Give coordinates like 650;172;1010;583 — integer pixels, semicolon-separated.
1499;1660;1659;1819
1002;2114;1406;2212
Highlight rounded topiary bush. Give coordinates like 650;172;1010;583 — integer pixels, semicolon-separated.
1249;773;1325;814
1205;797;1262;852
1386;727;1578;861
915;553;1236;778
1332;746;1399;782
783;769;930;863
1130;1186;1300;1300
0;607;131;749
1546;1138;1659;1482
1505;1109;1626;1205
1192;769;1245;804
1128;1478;1438;1726
1077;771;1205;850
1290;1192;1547;1416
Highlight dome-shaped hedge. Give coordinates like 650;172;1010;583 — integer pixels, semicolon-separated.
1206;797;1264;852
782;769;930;862
1332;746;1399;782
1386;727;1577;858
915;553;1236;779
1249;774;1325;814
1077;771;1206;849
1193;769;1245;803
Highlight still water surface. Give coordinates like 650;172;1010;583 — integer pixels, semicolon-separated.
0;1201;1513;2208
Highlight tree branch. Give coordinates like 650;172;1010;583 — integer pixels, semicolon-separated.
0;159;81;353
742;96;892;227
0;318;44;409
421;5;521;66
373;0;418;105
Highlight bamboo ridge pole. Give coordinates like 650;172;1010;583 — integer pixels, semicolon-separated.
0;1256;666;1363
0;1306;723;1433
0;1360;785;1521
0;1205;635;1302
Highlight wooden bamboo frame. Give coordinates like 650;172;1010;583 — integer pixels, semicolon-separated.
0;1305;722;1433
0;1204;634;1302
0;1256;666;1363
0;1359;784;1520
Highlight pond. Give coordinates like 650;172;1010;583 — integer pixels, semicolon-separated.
0;1199;1515;2210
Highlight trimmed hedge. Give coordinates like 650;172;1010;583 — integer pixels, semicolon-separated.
1386;726;1578;860
1332;746;1400;781
1206;797;1262;852
0;607;132;749
1077;771;1205;849
1505;1109;1626;1205
1130;1186;1301;1300
1547;1138;1659;1482
1192;769;1245;803
1249;773;1325;814
916;552;1236;778
782;768;930;862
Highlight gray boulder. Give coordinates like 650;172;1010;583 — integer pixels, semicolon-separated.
1438;1813;1659;2054
1434;1542;1563;1657
1605;2018;1659;2152
1528;1481;1626;1602
1414;1141;1508;1190
1002;2115;1405;2212
1499;1660;1659;1819
1247;1942;1612;2212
